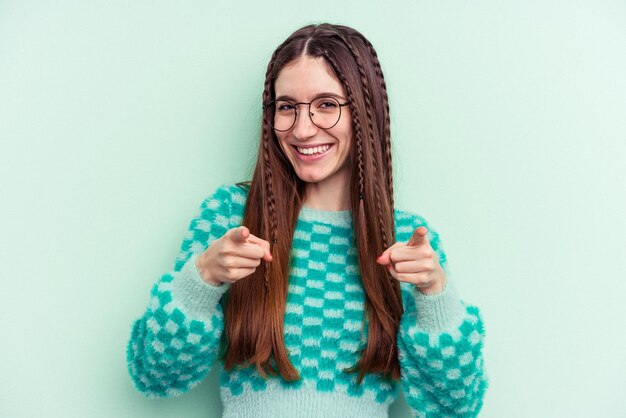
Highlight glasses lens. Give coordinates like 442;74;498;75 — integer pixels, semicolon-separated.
310;97;341;129
272;100;296;131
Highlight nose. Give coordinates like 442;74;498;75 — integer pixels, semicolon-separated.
291;106;318;140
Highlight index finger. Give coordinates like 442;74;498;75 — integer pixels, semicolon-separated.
407;226;429;247
227;226;250;243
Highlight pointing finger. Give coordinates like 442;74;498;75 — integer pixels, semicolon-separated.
407;226;429;247
228;226;250;243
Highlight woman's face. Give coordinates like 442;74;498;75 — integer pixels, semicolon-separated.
273;56;353;193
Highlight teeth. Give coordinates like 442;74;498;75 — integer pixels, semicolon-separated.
296;145;331;155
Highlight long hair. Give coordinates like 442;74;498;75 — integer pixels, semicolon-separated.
221;23;401;384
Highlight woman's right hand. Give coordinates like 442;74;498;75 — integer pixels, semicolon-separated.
195;226;273;286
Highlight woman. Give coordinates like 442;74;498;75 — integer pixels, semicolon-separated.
127;23;487;417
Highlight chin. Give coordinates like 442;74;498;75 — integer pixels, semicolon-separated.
297;175;324;184
295;169;327;183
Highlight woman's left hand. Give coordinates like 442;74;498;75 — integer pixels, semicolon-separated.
376;226;446;295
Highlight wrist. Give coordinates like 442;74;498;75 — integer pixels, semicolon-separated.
417;269;446;295
418;282;444;295
167;255;230;320
195;256;223;287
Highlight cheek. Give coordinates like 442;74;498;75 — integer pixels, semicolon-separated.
275;134;290;153
275;135;297;168
339;118;353;144
340;123;353;149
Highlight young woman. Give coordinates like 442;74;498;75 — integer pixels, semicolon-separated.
127;23;487;417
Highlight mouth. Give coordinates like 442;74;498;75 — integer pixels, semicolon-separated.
293;144;332;156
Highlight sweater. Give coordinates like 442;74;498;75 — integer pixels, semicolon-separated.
127;184;488;417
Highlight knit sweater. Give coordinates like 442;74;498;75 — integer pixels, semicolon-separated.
127;184;487;417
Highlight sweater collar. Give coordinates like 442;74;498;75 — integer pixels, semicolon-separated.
300;206;352;228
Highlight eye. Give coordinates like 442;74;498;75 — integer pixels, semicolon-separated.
314;97;340;111
276;101;295;112
318;100;338;109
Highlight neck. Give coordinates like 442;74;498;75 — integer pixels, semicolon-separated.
303;178;350;211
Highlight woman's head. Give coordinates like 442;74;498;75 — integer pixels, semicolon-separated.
261;24;394;205
225;23;403;385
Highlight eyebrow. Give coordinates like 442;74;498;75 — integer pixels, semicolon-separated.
274;92;347;102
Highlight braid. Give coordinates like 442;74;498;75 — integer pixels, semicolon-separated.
358;35;394;211
322;51;365;200
260;41;289;292
261;129;275;293
357;130;365;200
331;31;389;249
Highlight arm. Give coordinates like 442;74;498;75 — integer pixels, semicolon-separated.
398;284;487;417
126;185;238;398
394;214;488;416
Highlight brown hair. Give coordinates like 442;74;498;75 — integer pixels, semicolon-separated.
221;23;401;384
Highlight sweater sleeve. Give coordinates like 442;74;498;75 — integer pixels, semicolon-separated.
394;213;488;417
126;184;243;398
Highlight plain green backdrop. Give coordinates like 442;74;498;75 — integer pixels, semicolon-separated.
1;1;625;417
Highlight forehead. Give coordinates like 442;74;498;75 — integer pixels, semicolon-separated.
274;56;346;99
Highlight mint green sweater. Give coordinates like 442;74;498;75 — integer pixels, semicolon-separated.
127;184;487;417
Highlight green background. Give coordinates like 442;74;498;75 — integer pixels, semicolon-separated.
1;1;625;417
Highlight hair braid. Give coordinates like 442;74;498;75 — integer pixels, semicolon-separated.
260;41;289;292
331;31;389;249
261;131;274;292
358;35;394;210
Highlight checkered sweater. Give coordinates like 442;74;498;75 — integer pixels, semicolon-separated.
127;184;487;417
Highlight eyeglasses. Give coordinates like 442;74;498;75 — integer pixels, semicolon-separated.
263;96;350;132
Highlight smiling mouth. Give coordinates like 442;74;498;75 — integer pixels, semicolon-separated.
294;144;332;155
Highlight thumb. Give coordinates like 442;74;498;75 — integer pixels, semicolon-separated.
407;226;429;247
376;250;391;265
377;244;398;265
228;226;250;243
246;233;273;262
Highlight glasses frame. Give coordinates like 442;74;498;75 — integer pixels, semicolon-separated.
263;96;351;132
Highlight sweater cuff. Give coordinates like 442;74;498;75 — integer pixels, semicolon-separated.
168;254;230;321
412;280;465;334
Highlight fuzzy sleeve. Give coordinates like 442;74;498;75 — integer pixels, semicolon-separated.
126;184;246;398
394;211;488;416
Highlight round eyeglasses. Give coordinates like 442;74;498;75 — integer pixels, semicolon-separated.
263;96;350;132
